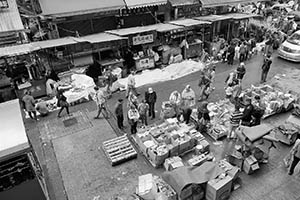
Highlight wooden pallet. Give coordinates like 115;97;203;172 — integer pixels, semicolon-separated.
102;135;137;166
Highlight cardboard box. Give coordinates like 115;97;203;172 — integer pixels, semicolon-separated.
164;156;184;171
206;174;233;200
167;144;179;157
187;154;208;167
228;150;244;169
195;140;210;154
218;160;240;180
243;155;260;175
148;146;169;166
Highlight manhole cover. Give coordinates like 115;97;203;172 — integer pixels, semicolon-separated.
63;117;78;127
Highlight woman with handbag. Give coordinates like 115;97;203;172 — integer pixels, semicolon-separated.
57;90;71;118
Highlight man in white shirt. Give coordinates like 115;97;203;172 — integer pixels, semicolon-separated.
126;71;139;97
94;86;109;119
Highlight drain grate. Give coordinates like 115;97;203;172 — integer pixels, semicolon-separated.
63;117;78;127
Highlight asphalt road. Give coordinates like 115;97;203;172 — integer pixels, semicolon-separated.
23;52;300;200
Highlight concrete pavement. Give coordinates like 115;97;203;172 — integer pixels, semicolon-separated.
24;53;300;200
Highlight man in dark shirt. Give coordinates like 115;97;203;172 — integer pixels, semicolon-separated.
261;55;272;83
241;98;254;126
114;99;124;129
145;88;157;119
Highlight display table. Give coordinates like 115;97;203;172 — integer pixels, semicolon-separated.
134;56;155;71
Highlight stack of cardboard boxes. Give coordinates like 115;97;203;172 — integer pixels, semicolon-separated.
206;173;233;200
243;155;260;175
164;156;185;171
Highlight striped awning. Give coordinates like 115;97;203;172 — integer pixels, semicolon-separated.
124;0;167;9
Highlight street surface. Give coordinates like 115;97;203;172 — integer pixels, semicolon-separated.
24;53;300;200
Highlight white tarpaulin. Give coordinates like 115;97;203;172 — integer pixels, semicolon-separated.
118;60;205;89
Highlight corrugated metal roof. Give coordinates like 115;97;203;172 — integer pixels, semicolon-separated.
0;43;37;57
74;32;127;44
31;37;78;49
200;0;261;8
124;0;167;8
39;0;125;16
0;0;24;33
168;19;211;27
194;15;233;22
169;0;200;6
146;23;184;32
106;26;156;36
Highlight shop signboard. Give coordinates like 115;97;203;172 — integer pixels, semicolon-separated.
137;57;155;71
132;34;154;45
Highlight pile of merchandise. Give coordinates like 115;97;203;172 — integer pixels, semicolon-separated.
132;118;204;167
244;84;295;118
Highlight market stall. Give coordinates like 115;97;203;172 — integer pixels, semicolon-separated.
106;26;157;71
168;19;211;59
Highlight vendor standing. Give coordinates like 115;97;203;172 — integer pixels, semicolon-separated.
197;101;210;132
252;95;265;126
145;87;157;119
128;105;140;134
22;90;38;121
169;91;181;118
182;85;196;108
198;73;211;101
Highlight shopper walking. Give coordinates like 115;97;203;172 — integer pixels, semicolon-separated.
114;99;124;129
94;86;109;119
227;43;235;65
236;62;246;82
288;139;300;175
261;54;272;83
126;70;139;97
241;98;254;126
145;87;157;119
239;42;247;62
169;90;181;118
228;105;243;139
57;90;71;118
22;90;38;120
138;100;149;126
127;91;138;109
182;85;196;108
128;106;140;134
198;73;211;101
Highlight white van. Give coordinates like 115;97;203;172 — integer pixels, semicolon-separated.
278;30;300;62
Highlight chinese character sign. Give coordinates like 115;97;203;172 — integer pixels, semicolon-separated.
132;34;154;45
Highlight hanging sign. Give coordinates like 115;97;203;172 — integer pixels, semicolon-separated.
132;34;154;45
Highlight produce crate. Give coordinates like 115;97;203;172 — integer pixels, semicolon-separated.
102;135;137;166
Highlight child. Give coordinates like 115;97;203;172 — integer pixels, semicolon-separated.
228;105;243;139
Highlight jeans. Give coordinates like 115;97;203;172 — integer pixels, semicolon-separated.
140;114;148;126
289;156;300;175
58;106;69;117
130;122;138;134
116;115;124;129
96;104;109;118
261;71;269;83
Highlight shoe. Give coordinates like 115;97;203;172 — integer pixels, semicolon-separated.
57;115;61;118
94;116;100;119
288;172;293;175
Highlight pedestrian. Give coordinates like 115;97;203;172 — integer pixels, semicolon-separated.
234;43;240;62
228;105;243;139
197;101;210;133
198;72;211;101
145;87;157;119
36;99;49;117
182;85;196;108
127;91;138;109
114;99;124;129
236;62;246;82
169;90;181;118
288;139;300;175
225;71;238;87
126;70;139;97
241;98;254;126
181;106;192;124
239;42;246;62
209;65;216;88
22;90;38;120
138;100;149;126
94;86;109;119
261;54;272;83
227;43;235;65
251;95;265;126
128;105;140;134
264;34;274;56
57;90;71;118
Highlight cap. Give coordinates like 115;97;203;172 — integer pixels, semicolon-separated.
148;88;153;93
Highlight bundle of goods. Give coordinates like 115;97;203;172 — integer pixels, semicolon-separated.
271;123;298;145
160;101;176;119
133;119;196;167
164;156;185;171
136;174;177;200
244;85;295;118
102;135;137;166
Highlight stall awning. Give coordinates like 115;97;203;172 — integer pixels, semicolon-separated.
74;32;127;44
169;0;200;6
200;0;262;8
124;0;167;9
168;18;211;27
224;13;259;20
194;15;233;22
39;0;125;17
146;23;185;33
0;43;38;57
31;37;78;50
0;0;24;33
106;26;156;36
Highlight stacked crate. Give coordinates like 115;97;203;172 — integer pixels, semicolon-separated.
102;135;137;166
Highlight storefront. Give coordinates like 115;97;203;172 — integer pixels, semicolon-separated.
168;0;202;20
106;26;157;71
168;19;211;58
